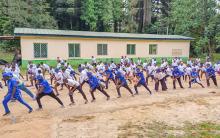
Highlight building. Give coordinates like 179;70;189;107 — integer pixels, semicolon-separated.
14;28;193;65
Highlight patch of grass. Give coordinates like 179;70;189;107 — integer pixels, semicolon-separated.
0;49;14;62
118;121;220;138
213;53;220;62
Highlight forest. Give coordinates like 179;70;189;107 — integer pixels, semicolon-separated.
0;0;220;57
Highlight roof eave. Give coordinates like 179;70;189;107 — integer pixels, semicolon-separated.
14;33;194;41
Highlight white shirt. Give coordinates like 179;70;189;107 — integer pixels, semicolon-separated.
55;72;63;84
185;67;192;75
67;79;80;87
43;64;50;71
80;69;88;84
110;63;117;69
137;59;142;65
35;68;42;76
57;63;62;68
91;58;96;64
12;69;20;79
4;67;11;73
63;70;72;80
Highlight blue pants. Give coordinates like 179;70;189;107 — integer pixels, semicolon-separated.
3;94;32;113
18;83;35;99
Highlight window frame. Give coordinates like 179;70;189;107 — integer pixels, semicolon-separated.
33;43;48;58
149;44;158;55
172;49;183;57
68;43;81;58
97;44;108;56
127;44;136;55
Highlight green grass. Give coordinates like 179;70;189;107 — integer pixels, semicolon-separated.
0;49;14;62
118;121;220;138
213;53;220;62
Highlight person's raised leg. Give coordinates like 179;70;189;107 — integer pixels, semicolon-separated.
124;85;134;96
77;86;88;104
90;88;96;102
36;92;45;109
212;76;218;87
142;83;152;94
2;94;11;115
48;91;64;107
177;78;184;88
97;86;110;100
16;96;33;113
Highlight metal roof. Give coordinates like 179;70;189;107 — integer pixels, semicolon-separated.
0;36;19;40
14;28;194;41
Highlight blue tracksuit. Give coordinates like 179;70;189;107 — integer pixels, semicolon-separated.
39;80;53;94
206;66;217;86
172;68;182;78
136;72;146;85
172;68;184;89
206;67;216;77
88;75;100;90
135;71;152;94
105;69;114;79
116;74;127;86
191;71;199;83
3;78;32;113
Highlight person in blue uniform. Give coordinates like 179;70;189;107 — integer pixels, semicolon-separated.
115;71;134;98
87;72;110;102
189;68;205;88
205;64;218;87
2;72;33;116
172;66;184;89
134;68;152;95
104;65;116;89
36;75;64;110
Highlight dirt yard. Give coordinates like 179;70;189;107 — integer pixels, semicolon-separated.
0;77;220;138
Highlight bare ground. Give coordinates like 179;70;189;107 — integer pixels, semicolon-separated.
0;77;220;138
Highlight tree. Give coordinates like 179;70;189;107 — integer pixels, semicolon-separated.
112;0;123;32
0;0;57;51
81;0;97;31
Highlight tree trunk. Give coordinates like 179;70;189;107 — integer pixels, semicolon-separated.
114;21;118;32
142;0;152;32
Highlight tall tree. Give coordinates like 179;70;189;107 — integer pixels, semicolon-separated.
50;0;81;30
112;0;123;32
81;0;97;31
94;0;113;32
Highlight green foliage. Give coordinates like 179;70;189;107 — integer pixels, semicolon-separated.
81;0;97;31
0;0;57;51
0;0;219;57
148;0;220;57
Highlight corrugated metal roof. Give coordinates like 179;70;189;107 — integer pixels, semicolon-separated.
14;28;194;40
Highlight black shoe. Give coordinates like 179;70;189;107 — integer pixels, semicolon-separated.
91;99;96;102
84;100;88;104
36;107;43;111
28;109;33;113
3;112;10;116
69;103;75;106
107;97;110;101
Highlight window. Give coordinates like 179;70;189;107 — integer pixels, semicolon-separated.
97;44;108;55
172;49;182;56
149;44;157;55
69;43;80;57
34;43;48;58
127;44;136;55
